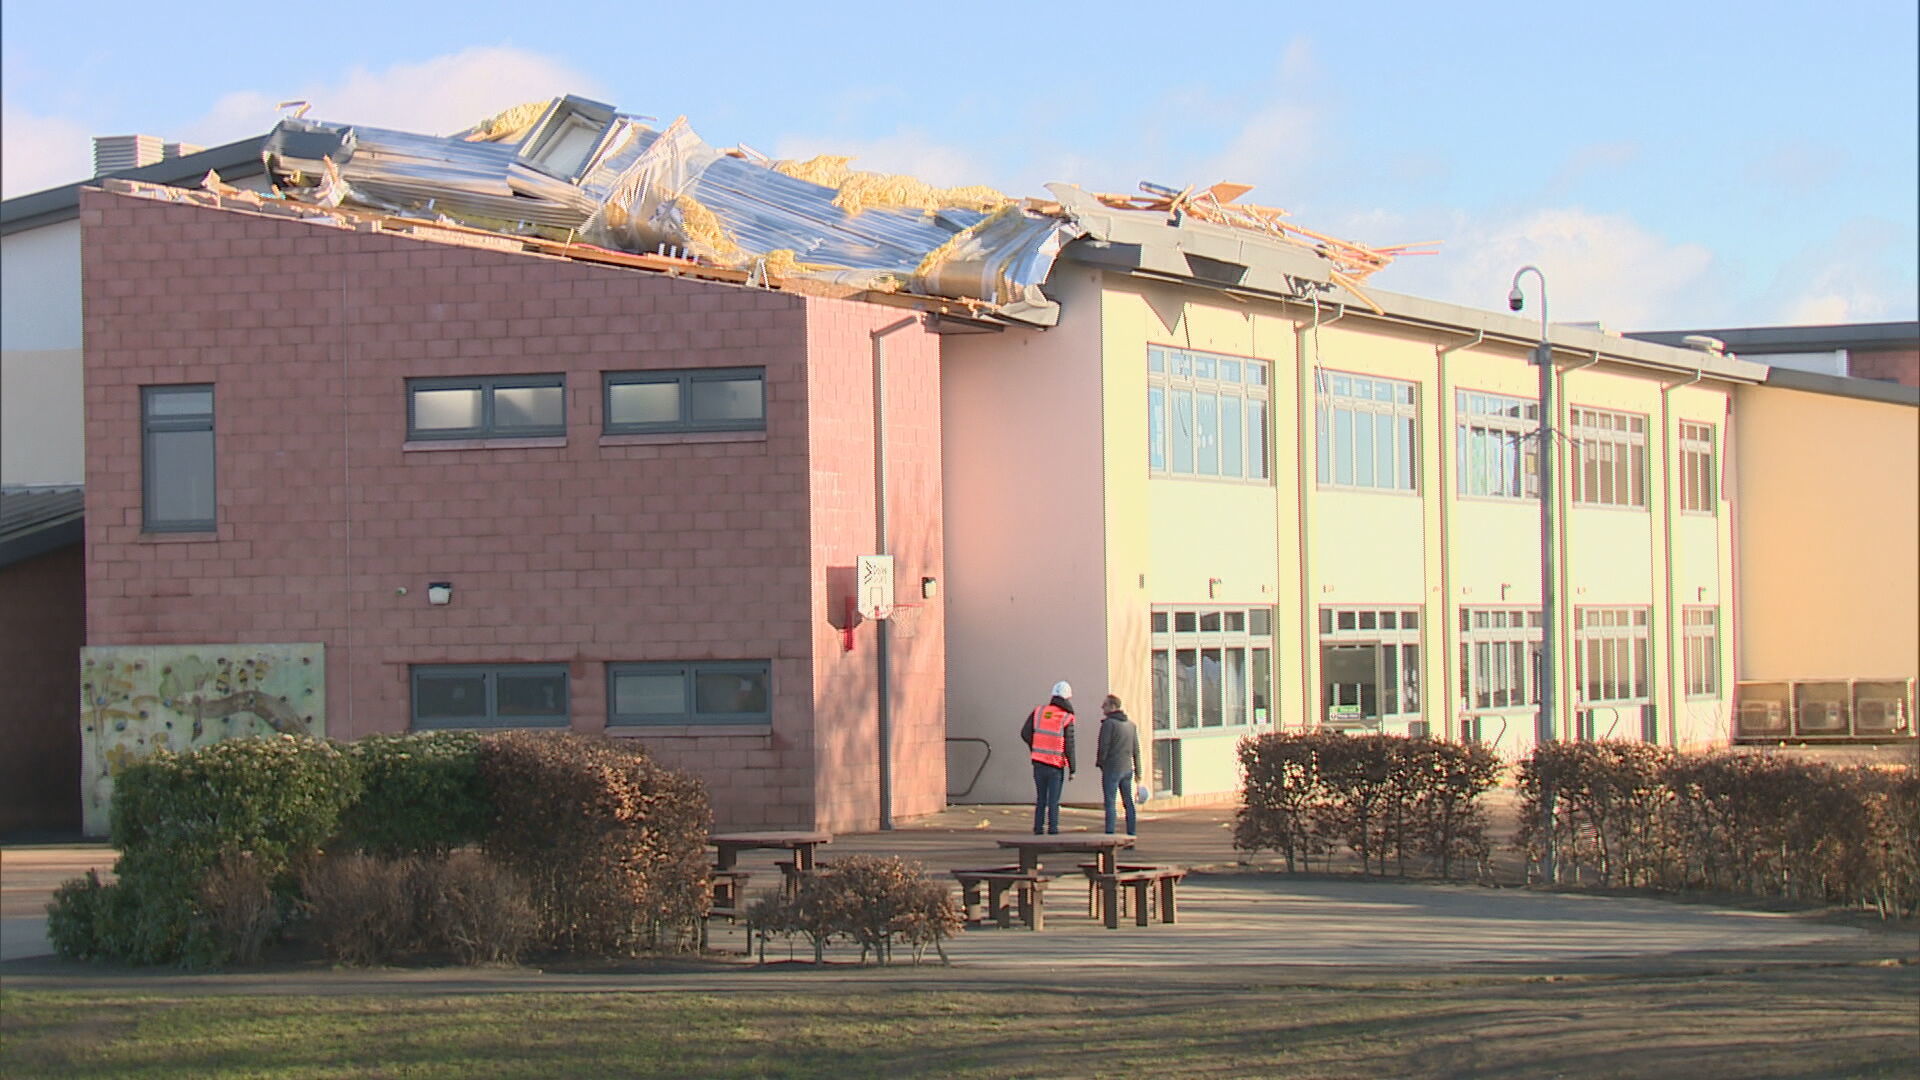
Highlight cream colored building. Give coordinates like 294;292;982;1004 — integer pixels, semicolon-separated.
943;202;1786;807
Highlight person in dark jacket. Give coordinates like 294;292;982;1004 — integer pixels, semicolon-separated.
1020;680;1077;835
1096;693;1141;835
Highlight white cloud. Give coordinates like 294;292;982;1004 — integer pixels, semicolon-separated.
1766;217;1919;324
187;46;602;144
1355;206;1721;329
1;105;94;198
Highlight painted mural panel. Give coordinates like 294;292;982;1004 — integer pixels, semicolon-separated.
78;643;325;836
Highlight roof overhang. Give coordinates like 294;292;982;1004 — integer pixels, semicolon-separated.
0;487;84;568
1;136;270;236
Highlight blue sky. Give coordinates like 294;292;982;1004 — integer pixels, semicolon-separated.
4;0;1914;329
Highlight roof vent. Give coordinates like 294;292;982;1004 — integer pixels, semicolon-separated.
1680;334;1727;356
92;136;207;176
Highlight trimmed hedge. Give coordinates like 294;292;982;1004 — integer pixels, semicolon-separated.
477;732;711;956
1235;732;1501;878
1518;743;1920;915
50;735;359;967
335;732;491;857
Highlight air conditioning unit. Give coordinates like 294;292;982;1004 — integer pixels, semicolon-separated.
1736;701;1786;737
1795;700;1846;735
1854;697;1909;735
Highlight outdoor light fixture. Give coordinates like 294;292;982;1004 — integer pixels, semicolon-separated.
921;576;938;600
426;582;453;606
1508;264;1558;883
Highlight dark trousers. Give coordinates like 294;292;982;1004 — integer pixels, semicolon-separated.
1101;769;1138;835
1031;761;1065;834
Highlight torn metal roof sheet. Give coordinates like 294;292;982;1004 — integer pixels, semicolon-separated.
258;95;1430;325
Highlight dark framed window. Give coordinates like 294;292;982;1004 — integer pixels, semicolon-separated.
608;660;772;726
603;368;766;434
411;664;569;729
142;385;216;532
406;375;565;440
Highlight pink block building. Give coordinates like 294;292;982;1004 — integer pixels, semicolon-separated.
79;188;946;832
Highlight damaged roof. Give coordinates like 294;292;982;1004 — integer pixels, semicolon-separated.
257;95;1424;326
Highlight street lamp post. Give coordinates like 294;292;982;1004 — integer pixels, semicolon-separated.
1508;265;1557;883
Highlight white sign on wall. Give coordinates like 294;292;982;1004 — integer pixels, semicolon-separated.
857;555;895;620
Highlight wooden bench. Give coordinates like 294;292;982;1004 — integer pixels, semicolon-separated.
1088;867;1186;928
950;867;1053;930
709;869;753;919
1077;862;1167;919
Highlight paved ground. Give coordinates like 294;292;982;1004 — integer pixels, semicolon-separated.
4;802;1914;991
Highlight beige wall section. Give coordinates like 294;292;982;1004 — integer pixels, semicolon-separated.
1098;277;1300;804
1733;384;1919;682
2;220;86;485
942;269;1111;805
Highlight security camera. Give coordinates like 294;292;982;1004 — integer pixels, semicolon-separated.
1507;288;1525;312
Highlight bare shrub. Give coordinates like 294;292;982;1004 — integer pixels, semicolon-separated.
199;852;278;966
745;857;962;965
299;853;417;966
418;851;537;965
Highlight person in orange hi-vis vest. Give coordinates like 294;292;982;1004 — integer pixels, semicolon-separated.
1020;680;1078;835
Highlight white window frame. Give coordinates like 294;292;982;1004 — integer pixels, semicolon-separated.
1456;390;1539;499
1678;421;1717;514
1459;607;1543;712
1149;606;1276;733
1682;606;1720;699
1147;346;1272;483
1317;606;1424;721
1316;371;1419;493
1574;607;1652;704
1568;406;1649;509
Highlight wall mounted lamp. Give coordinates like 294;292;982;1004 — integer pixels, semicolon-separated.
921;576;938;600
426;582;453;606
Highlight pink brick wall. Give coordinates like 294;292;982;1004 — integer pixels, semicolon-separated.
79;189;948;831
802;302;946;832
1850;346;1919;388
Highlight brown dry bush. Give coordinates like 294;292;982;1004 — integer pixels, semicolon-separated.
298;853;418;966
417;850;537;965
198;852;278;966
477;732;711;957
746;856;961;965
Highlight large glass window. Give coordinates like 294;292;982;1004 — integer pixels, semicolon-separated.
1568;407;1648;509
1678;421;1717;514
608;661;772;726
1150;606;1275;731
1574;607;1651;703
1456;391;1539;499
1682;606;1720;698
142;385;216;532
604;368;766;435
1458;608;1543;711
1147;347;1270;482
411;664;569;729
1316;371;1417;492
407;375;565;440
1318;606;1422;725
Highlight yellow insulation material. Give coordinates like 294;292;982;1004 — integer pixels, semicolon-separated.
462;100;552;143
774;155;1011;216
675;195;744;264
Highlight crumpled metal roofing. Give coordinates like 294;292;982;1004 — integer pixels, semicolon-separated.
263;97;1078;325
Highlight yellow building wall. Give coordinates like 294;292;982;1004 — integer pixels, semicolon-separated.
1733;384;1919;682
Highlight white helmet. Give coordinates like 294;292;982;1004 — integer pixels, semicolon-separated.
1051;680;1073;699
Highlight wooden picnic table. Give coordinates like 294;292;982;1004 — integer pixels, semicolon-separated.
709;830;833;872
994;833;1136;875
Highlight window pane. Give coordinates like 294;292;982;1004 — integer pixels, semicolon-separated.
1175;649;1198;728
1150;611;1169;633
1174;611;1198;633
1398;415;1416;490
615;671;685;715
1375;409;1396;487
1171;389;1194;473
608;381;680;425
1219;359;1241;382
494;385;563;430
1194;393;1219;475
1353;410;1375;486
416;674;487;720
1152;649;1171;731
1247;362;1267;386
1249;608;1272;636
1224;648;1247;725
1148;347;1165;373
1224;611;1246;632
1201;648;1223;726
688;377;763;423
1334;409;1355;485
147;389;212;416
1148;386;1166;470
1316;404;1331;485
1219;396;1243;477
149;429;215;523
1247;401;1268;480
497;671;566;716
1199;612;1222;632
1250;648;1271;723
413;388;482;431
695;668;768;715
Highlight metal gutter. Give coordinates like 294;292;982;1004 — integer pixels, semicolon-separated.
1629;321;1919;354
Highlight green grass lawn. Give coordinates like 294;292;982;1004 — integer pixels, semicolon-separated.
5;968;1917;1079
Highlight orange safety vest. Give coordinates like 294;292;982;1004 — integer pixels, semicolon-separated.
1029;704;1071;768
